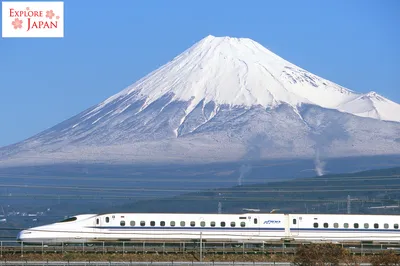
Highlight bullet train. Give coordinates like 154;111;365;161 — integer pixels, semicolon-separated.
17;212;400;244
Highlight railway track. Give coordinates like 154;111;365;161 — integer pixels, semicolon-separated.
1;241;400;256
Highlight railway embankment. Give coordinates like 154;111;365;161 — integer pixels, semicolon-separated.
1;243;400;265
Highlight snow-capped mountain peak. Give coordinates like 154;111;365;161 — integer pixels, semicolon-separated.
89;35;399;123
1;35;399;166
337;91;399;122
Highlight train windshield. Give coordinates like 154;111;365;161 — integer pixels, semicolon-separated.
58;217;77;223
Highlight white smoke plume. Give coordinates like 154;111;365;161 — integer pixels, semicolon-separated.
238;164;252;186
314;150;326;176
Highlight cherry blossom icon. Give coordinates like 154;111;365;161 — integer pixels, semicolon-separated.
46;10;55;19
56;16;60;20
11;18;23;29
26;7;30;10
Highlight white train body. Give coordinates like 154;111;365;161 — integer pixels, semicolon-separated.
17;213;400;244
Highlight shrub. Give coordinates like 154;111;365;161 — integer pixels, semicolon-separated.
294;243;351;266
370;250;400;266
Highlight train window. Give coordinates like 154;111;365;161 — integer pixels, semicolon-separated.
180;221;185;226
374;223;379;229
254;218;258;224
323;223;328;228
384;223;389;229
364;223;369;229
313;223;318;228
239;217;246;219
240;222;246;227
395;224;399;229
221;222;226;227
354;223;359;229
96;218;99;225
231;222;236;227
200;221;206;227
106;217;110;223
130;221;135;226
150;221;155;226
160;221;165;226
211;221;216;227
344;223;349;228
293;219;297;225
334;223;338;228
190;221;195;227
170;221;175;227
140;221;145;226
120;221;125;226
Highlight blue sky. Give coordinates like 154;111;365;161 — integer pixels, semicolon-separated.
0;0;399;147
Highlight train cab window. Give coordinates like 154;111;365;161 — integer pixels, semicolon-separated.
180;221;185;226
200;221;206;227
394;224;399;229
130;221;135;226
364;223;369;229
59;217;78;223
374;223;379;229
120;221;125;226
334;223;339;228
170;221;175;227
384;223;389;229
344;223;349;228
221;221;226;227
354;223;359;229
105;217;110;223
231;222;236;227
160;221;165;226
190;221;196;227
211;221;216;227
240;222;246;227
323;223;328;228
150;221;155;226
96;218;99;225
254;218;258;224
293;219;297;225
140;221;145;226
313;223;318;228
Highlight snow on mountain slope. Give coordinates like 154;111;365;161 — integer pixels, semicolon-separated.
0;35;399;166
337;91;400;121
85;35;399;124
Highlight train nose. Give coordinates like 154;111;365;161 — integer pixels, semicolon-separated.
16;230;30;243
16;230;23;242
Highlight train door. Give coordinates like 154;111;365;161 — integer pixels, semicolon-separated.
253;216;260;235
291;215;300;236
93;216;101;235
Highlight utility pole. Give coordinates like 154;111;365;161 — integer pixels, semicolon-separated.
347;195;351;214
200;232;203;262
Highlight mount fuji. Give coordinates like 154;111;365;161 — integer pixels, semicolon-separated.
1;35;400;166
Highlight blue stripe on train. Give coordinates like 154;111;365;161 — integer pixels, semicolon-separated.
291;228;400;232
88;226;400;233
88;226;283;231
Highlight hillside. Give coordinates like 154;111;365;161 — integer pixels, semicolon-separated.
109;167;400;215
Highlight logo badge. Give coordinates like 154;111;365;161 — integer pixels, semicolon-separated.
2;1;64;38
264;220;281;225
